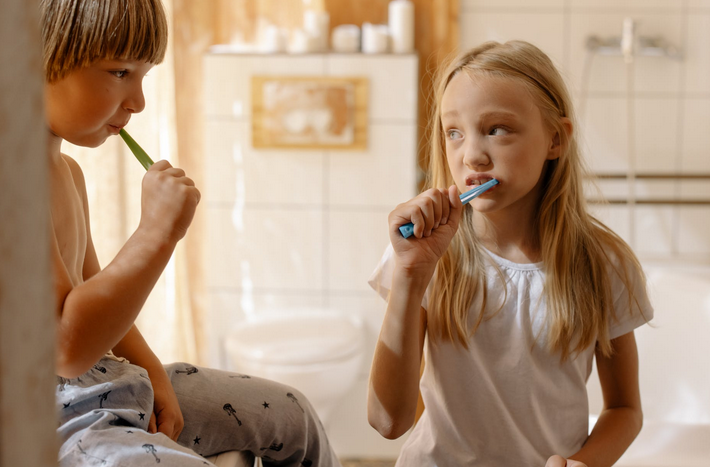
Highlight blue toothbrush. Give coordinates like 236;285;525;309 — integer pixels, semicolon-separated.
398;178;499;239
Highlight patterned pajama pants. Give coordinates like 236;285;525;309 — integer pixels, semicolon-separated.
56;357;340;466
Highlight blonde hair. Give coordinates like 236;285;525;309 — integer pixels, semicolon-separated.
427;41;646;360
41;0;168;83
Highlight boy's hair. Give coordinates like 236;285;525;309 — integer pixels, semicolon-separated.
41;0;168;83
426;41;647;360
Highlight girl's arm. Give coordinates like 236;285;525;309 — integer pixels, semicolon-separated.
55;158;200;378
567;331;643;467
368;286;428;439
368;186;463;439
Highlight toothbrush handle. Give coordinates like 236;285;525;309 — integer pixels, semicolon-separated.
399;223;416;239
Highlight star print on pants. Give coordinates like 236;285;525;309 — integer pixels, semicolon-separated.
263;402;270;408
139;412;145;420
193;436;201;445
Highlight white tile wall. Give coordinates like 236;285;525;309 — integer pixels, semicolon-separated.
204;120;326;205
460;11;566;69
326;54;419;122
634;98;679;173
678;207;710;255
633;205;675;256
568;12;683;96
685;14;710;95
205;206;325;290
580;97;629;172
570;0;681;9
462;0;564;9
329;123;418;208
461;1;710;260
682;98;710;172
203;52;418;458
328;210;391;292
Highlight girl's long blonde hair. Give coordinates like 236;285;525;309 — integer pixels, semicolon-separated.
427;41;646;360
41;0;168;83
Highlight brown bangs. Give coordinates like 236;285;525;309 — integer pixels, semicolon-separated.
43;0;168;82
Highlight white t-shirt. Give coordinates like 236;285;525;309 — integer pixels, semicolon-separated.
368;244;653;467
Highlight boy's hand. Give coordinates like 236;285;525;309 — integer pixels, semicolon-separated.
147;366;184;441
139;160;201;244
388;186;463;274
545;455;588;467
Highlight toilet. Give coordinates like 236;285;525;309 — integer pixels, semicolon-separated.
224;310;364;428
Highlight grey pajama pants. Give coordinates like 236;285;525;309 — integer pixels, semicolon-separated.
56;357;340;466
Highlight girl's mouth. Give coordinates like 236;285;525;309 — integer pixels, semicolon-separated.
466;175;496;188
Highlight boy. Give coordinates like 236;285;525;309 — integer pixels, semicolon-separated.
43;0;340;465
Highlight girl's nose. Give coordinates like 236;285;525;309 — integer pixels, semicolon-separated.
462;138;491;169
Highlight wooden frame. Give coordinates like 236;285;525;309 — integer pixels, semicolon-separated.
252;76;368;150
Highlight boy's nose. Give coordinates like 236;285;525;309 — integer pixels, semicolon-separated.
123;85;146;114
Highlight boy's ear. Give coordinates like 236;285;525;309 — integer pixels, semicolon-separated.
547;117;573;160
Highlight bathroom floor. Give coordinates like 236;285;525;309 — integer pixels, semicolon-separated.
341;460;396;467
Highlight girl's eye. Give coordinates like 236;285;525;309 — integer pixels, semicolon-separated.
489;126;509;136
447;129;462;140
111;70;128;78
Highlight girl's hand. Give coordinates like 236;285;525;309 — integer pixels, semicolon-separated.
139;160;201;245
388;185;463;274
545;455;588;467
147;366;184;441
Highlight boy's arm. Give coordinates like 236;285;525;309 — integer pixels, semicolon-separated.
112;324;185;441
567;331;643;467
56;159;199;378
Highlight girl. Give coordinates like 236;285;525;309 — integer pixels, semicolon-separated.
43;0;339;465
368;41;652;467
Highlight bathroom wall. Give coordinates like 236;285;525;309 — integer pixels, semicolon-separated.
202;52;419;457
460;0;710;260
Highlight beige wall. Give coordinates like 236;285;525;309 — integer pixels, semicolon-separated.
0;1;56;465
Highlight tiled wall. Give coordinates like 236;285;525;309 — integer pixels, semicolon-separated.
460;0;710;260
202;53;418;457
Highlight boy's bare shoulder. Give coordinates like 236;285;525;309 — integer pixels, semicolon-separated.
60;153;87;188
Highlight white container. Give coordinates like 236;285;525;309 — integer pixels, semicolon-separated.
289;28;319;54
260;25;288;54
388;0;415;54
331;24;360;53
362;23;390;54
304;9;330;52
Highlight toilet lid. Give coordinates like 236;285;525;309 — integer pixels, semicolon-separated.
227;313;363;365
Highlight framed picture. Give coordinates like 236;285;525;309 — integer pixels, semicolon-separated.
251;76;368;150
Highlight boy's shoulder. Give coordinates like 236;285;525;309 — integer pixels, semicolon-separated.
59;153;87;185
58;152;89;204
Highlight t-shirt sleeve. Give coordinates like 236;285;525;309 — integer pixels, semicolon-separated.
368;244;396;302
608;258;654;339
367;244;430;309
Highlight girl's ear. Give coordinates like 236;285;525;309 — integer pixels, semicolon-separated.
547;117;573;160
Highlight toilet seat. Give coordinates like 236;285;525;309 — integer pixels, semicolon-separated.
227;312;362;366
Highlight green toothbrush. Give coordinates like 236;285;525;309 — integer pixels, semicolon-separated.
119;128;154;171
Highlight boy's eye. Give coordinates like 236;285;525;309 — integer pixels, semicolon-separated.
111;70;128;78
489;126;510;136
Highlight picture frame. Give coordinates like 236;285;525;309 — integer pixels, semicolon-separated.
251;76;368;150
